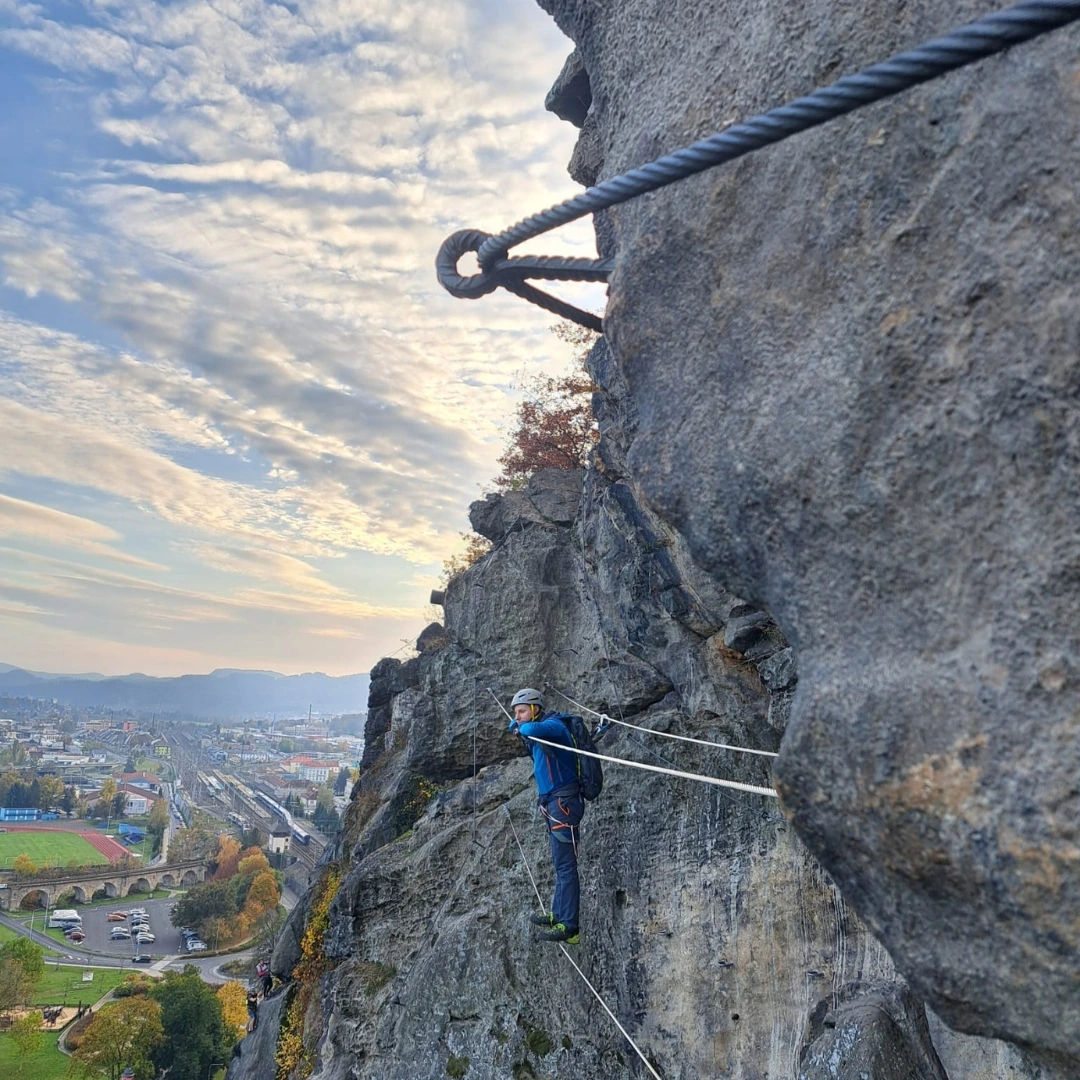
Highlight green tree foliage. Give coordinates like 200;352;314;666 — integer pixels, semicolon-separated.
0;948;38;1014
0;740;27;767
173;879;237;931
7;1010;44;1070
172;848;280;945
37;775;64;811
150;966;234;1080
170;826;217;861
147;797;170;854
70;996;164;1080
0;937;45;984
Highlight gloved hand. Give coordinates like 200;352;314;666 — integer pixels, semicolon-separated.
507;719;520;735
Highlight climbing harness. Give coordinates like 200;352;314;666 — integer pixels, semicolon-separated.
436;0;1080;330
548;686;779;759
526;735;777;799
503;805;665;1080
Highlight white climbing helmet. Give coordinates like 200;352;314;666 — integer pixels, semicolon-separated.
511;687;544;711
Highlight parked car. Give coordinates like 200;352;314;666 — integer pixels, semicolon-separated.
132;954;153;964
68;931;85;943
111;928;132;939
107;912;128;921
135;932;155;943
186;940;207;952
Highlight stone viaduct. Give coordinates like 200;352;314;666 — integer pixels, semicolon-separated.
0;858;208;909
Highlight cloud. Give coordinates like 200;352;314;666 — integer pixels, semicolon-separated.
0;0;590;674
0;493;167;570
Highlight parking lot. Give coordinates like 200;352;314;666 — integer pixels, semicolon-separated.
66;896;187;959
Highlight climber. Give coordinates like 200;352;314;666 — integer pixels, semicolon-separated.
246;987;259;1031
508;687;584;944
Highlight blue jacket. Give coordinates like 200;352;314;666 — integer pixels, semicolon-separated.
511;713;578;798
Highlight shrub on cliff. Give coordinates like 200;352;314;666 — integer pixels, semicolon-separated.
495;322;598;490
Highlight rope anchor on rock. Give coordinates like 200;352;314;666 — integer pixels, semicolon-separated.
435;0;1080;331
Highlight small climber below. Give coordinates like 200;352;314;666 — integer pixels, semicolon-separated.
508;687;585;944
246;987;260;1031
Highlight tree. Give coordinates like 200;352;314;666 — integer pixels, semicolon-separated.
125;757;137;774
242;871;280;921
7;1010;44;1070
112;789;128;819
494;321;599;489
441;531;492;585
147;798;169;854
37;775;64;812
151;966;234;1080
217;980;249;1038
61;784;77;815
237;851;270;879
0;739;27;767
334;766;351;796
0;938;45;984
0;957;34;1014
100;777;118;803
70;996;164;1080
212;836;243;880
12;853;36;875
173;878;238;933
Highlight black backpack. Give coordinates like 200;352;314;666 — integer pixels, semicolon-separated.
553;713;604;801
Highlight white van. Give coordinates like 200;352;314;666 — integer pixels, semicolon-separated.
48;908;81;927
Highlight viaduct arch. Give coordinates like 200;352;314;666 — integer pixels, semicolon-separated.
0;859;208;910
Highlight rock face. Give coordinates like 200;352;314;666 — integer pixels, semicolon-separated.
230;461;1051;1080
536;0;1080;1073
229;4;1079;1078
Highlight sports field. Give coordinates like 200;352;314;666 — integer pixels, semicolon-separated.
0;830;111;869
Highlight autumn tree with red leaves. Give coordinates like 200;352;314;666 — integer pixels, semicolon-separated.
441;323;599;586
495;322;599;489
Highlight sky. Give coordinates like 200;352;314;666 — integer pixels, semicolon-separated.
0;0;600;678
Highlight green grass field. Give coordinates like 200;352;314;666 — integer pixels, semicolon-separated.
31;965;130;1005
0;1031;69;1080
0;832;109;871
0;968;137;1080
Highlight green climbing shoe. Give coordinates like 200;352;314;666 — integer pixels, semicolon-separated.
534;923;580;944
528;911;555;927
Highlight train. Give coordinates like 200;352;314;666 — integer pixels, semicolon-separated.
254;790;312;846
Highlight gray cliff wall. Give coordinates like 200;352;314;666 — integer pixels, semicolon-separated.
293;465;909;1080
537;0;1080;1074
234;464;1044;1079
229;3;1079;1077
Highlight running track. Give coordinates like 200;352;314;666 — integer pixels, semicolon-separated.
3;825;130;862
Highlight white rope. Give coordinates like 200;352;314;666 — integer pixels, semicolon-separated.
525;736;778;798
549;686;778;759
503;805;544;908
503;806;665;1080
555;945;664;1080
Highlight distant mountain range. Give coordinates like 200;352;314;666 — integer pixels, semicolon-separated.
0;665;370;719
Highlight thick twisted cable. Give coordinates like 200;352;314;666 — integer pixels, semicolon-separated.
476;0;1080;269
436;229;608;329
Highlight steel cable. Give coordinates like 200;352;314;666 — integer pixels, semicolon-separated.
436;1;1080;329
